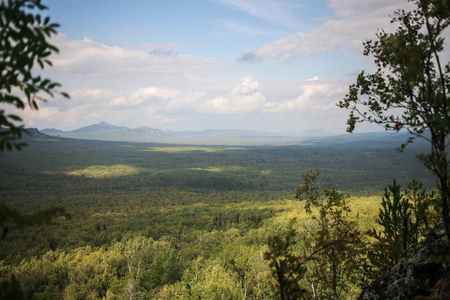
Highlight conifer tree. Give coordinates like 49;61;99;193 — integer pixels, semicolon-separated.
369;179;439;276
264;219;308;300
374;180;407;266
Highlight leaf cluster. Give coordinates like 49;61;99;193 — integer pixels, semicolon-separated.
338;0;450;149
0;0;69;151
338;0;450;241
294;170;366;299
0;201;71;240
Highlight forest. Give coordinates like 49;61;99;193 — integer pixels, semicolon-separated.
1;0;449;298
0;136;438;299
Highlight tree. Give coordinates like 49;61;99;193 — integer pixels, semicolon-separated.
368;179;410;276
404;179;440;241
0;0;69;151
295;170;365;299
264;170;367;299
367;179;439;277
338;0;450;239
0;202;70;240
264;219;308;300
0;0;71;242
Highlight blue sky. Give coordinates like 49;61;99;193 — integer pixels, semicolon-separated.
22;0;413;133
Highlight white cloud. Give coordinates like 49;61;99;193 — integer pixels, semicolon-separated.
221;19;287;36
111;87;180;108
46;34;232;91
328;0;413;18
203;77;266;114
240;0;411;64
212;0;302;30
307;76;319;81
266;88;315;112
17;31;355;133
263;81;348;114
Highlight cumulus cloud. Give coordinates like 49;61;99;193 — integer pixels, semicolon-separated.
46;34;232;91
17;32;353;132
267;88;315;112
18;74;350;132
263;81;348;114
111;87;180;108
203;77;266;114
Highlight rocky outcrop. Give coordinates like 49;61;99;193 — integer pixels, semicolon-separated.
359;222;450;299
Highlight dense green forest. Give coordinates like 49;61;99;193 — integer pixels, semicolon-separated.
1;0;448;298
0;136;437;299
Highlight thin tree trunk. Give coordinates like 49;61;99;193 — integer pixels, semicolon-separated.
401;200;408;258
436;133;450;241
439;172;450;241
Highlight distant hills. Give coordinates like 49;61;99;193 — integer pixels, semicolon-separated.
42;121;170;143
35;121;427;147
40;121;314;145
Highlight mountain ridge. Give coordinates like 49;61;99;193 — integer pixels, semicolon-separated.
39;121;425;147
71;121;128;133
41;121;338;145
42;121;171;142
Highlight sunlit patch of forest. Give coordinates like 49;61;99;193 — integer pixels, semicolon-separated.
0;137;435;299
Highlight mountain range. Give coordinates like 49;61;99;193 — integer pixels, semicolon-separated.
42;121;170;142
37;121;424;147
40;121;327;145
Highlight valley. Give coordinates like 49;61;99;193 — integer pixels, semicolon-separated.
0;135;436;299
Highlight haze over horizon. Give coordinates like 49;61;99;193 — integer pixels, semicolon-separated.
39;120;335;135
16;0;417;133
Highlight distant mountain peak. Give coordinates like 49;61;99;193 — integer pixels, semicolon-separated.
72;122;128;133
42;122;170;141
97;121;115;127
126;126;169;138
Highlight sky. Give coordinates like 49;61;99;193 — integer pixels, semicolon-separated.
18;0;417;133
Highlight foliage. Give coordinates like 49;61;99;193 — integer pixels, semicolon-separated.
374;180;406;265
264;219;308;300
3;0;446;298
0;275;24;300
0;138;435;196
0;138;437;298
0;2;72;283
405;179;440;241
295;170;366;299
338;0;450;239
0;0;69;151
0;202;71;240
368;179;440;276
